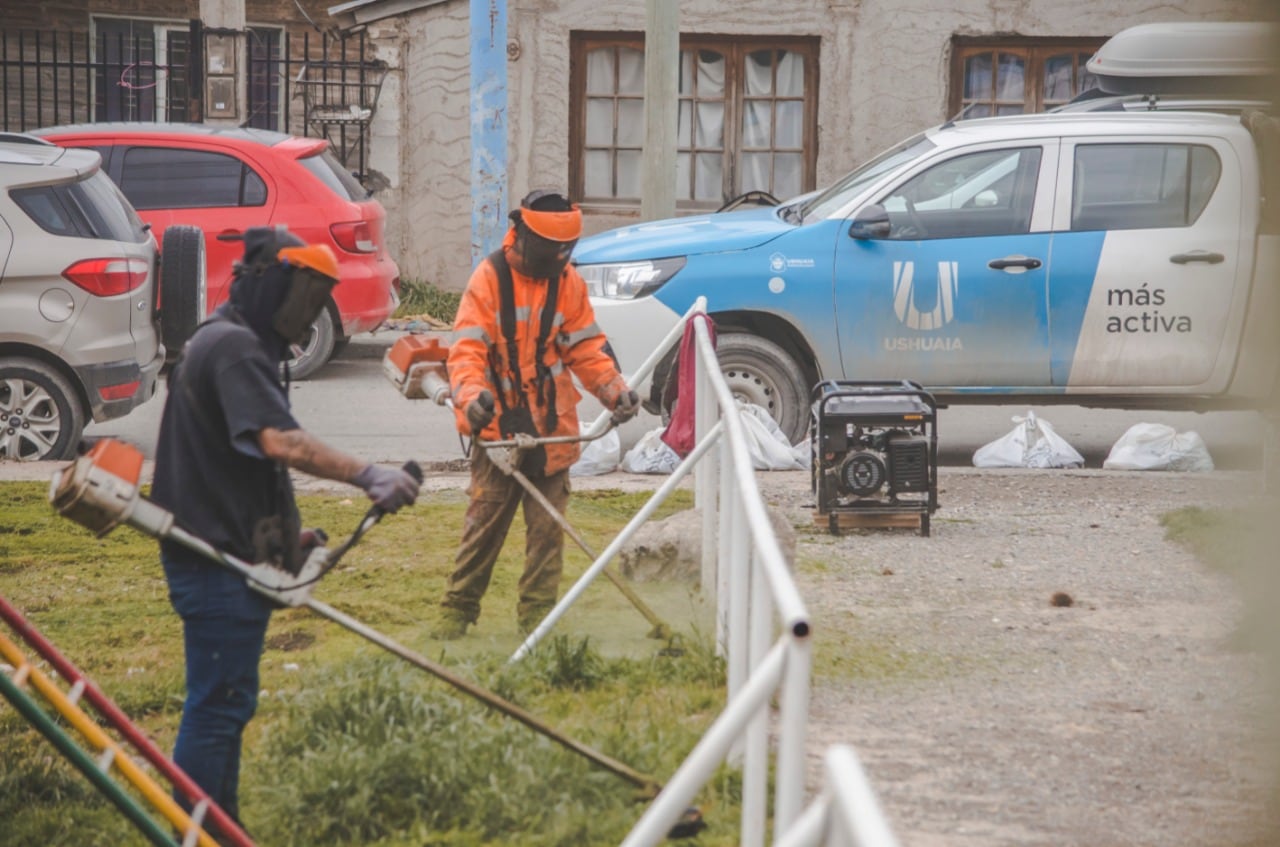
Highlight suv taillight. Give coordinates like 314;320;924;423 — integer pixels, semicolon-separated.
330;221;376;254
63;258;150;296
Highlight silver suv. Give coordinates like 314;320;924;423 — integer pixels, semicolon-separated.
0;135;201;460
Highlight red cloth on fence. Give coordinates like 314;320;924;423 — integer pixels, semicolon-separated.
659;314;716;457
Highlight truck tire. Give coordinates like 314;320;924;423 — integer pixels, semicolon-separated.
160;225;206;358
0;358;85;461
716;333;809;445
284;305;339;380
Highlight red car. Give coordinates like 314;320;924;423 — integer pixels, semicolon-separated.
36;123;400;378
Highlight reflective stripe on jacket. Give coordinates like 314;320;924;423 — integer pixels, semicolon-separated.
449;228;627;473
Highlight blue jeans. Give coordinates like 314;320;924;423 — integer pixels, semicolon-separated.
163;549;273;824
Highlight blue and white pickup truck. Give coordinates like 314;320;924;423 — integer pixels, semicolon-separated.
575;110;1280;444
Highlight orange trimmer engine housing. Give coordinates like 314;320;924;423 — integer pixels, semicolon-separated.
50;439;173;539
382;335;453;405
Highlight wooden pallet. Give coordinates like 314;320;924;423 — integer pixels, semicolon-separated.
813;510;929;535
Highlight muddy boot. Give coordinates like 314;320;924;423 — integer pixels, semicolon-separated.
517;603;554;635
431;609;472;640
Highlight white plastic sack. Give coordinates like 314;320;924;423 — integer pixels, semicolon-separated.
1102;423;1214;472
738;401;810;471
973;411;1085;469
569;429;620;476
620;429;681;474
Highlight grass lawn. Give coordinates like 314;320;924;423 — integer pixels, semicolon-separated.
0;481;747;846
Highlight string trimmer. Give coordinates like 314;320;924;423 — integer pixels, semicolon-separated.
48;439;705;837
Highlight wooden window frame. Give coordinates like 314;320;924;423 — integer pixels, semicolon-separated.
949;36;1107;119
569;32;820;211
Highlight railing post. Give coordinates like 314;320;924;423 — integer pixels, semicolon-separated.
775;634;812;834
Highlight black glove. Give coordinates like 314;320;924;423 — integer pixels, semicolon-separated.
353;464;420;514
466;389;496;433
612;389;640;423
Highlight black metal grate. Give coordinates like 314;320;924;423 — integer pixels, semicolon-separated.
1;25;381;179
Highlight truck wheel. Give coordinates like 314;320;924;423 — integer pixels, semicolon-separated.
0;359;85;461
284;306;339;380
160;225;206;358
716;333;809;445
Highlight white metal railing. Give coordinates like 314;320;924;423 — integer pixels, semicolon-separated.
510;298;897;846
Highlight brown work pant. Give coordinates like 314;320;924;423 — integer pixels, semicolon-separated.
441;444;570;624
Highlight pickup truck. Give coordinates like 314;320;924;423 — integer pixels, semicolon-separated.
575;110;1280;446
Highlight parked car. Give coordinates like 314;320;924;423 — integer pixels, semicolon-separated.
0;134;202;460
575;110;1280;446
34;123;401;378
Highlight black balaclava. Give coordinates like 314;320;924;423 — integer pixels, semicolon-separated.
227;226;305;362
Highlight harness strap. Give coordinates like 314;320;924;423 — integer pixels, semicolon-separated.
487;249;561;433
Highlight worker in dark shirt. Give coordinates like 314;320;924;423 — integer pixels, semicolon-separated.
151;226;420;833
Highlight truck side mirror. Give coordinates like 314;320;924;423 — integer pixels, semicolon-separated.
849;204;891;240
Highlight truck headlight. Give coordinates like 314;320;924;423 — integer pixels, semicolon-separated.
577;257;686;299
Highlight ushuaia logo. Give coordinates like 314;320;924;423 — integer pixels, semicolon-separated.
885;260;964;351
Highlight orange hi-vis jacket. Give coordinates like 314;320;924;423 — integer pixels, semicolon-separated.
448;228;628;474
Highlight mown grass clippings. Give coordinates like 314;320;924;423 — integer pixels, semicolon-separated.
0;482;738;845
394;279;462;324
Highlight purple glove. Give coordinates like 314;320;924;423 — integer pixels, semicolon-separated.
353;464;420;513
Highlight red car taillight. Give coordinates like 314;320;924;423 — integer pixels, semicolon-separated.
63;257;149;296
330;220;376;254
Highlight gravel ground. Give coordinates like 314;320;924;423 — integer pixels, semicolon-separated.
11;458;1278;844
761;467;1279;847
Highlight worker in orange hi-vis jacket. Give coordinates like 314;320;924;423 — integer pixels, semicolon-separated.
434;190;639;639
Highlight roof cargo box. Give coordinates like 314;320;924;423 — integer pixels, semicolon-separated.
1087;22;1278;96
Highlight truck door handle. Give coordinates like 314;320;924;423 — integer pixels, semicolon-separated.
1170;250;1225;265
987;256;1042;271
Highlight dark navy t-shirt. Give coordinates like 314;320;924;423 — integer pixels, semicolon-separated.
152;308;300;566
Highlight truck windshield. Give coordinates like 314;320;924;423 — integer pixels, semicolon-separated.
800;133;936;222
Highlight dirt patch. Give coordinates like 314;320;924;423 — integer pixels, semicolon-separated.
764;467;1280;847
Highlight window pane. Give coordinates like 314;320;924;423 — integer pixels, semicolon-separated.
1043;54;1074;102
964;54;992;99
962;103;992;119
697;49;725;96
119;146;244;209
676;151;692;200
776;50;804;97
694;151;722;201
586;98;615;146
617;99;645;146
586;48;614;95
617;47;644;95
996;104;1024;116
696;101;724;148
616;150;642;198
742;100;771;148
742;151;771;193
678;100;693;147
879;147;1042;239
996;53;1024;101
745;49;773;96
242;167;267;206
775;100;803;148
679;50;694;96
1079;53;1099;93
584;150;612;197
774;152;803;199
1071;143;1221;231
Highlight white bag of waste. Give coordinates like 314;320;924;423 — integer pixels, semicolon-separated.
738;401;810;471
973;411;1085;469
569;428;620;476
1102;423;1214;472
620;428;681;474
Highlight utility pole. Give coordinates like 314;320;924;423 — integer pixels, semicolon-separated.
471;0;508;266
641;0;679;221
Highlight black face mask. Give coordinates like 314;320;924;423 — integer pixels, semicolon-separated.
514;229;577;280
272;266;337;345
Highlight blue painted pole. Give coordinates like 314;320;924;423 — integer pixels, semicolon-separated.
471;0;508;267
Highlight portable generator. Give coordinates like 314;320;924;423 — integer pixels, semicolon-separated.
810;380;938;536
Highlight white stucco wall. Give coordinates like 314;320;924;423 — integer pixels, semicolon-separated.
378;0;1269;291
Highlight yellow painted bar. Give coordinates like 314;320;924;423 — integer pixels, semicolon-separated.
0;632;219;847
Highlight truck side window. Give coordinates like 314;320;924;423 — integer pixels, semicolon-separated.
1071;143;1221;231
877;147;1042;240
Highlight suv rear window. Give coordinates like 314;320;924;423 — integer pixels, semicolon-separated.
119;146;268;209
1071;143;1221;231
12;170;149;243
299;149;369;201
